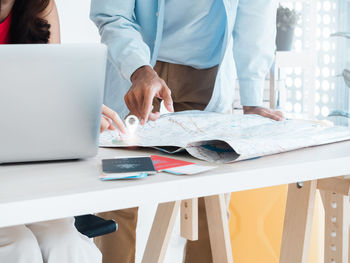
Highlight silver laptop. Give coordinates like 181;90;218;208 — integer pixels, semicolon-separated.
0;44;107;163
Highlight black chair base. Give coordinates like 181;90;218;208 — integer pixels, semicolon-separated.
74;214;118;238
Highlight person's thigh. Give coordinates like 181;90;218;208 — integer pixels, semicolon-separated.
152;61;169;112
153;62;218;112
167;63;218;111
0;225;43;263
27;217;101;263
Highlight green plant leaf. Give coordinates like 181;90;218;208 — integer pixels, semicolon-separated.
277;5;301;29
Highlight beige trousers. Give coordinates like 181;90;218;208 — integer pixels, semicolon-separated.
0;218;102;263
95;62;230;263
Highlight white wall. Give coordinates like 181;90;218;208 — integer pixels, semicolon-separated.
54;1;185;262
55;0;100;43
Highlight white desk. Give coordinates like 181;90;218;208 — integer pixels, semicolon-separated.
0;141;350;228
1;142;350;263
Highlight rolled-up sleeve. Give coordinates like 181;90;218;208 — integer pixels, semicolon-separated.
233;0;278;106
90;0;152;82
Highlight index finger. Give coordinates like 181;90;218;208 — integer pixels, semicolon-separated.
102;105;127;133
141;89;156;125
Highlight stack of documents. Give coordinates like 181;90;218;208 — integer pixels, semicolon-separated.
99;155;216;181
99;157;156;181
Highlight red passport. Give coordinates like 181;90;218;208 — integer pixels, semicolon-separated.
151;155;194;171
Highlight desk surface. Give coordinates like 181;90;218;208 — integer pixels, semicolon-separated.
1;142;350;228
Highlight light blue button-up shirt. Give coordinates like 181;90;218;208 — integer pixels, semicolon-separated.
90;0;278;118
158;0;226;69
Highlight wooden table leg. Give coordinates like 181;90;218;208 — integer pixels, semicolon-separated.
280;181;317;263
142;201;181;263
204;194;233;263
320;190;350;263
180;198;198;241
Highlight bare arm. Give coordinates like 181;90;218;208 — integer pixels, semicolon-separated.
41;0;60;44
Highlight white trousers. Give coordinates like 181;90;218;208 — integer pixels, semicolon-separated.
0;217;102;263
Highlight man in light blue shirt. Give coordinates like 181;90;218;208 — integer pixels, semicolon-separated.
91;1;283;262
158;1;226;69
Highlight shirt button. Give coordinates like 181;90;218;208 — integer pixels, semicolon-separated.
156;12;159;17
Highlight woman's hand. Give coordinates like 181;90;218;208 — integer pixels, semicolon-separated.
100;105;127;134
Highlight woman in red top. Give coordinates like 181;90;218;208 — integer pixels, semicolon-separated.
0;0;60;44
0;1;125;263
0;10;11;44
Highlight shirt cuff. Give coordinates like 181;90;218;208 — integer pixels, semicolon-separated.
239;79;265;106
119;53;152;83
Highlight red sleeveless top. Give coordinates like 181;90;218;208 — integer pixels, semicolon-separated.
0;13;12;44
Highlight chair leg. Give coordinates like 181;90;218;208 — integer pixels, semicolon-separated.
180;198;198;241
142;201;181;263
320;190;350;263
204;194;233;263
280;181;317;263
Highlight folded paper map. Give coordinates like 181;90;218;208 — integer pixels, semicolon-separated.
99;111;350;163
